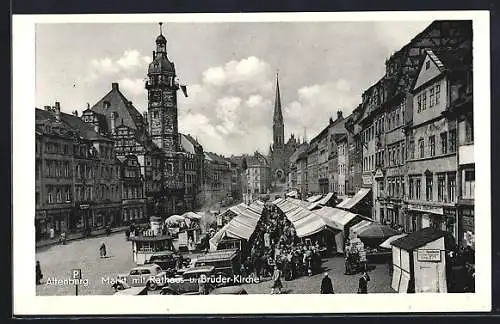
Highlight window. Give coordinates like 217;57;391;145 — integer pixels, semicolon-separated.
440;132;448;154
409;140;415;159
449;129;457;152
65;187;71;201
47;188;53;204
463;169;475;199
448;173;456;202
409;178;414;199
435;84;441;105
36;192;40;205
422;91;427;110
438;174;446;202
429;135;435;157
465;117;474;143
416;178;421;200
430;88;435;107
425;61;430;70
426;174;433;201
419;139;424;158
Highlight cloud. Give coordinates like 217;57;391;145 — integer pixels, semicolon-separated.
118;78;145;96
86;49;151;81
177;56;359;156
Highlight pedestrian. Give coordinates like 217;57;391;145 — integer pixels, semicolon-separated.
99;242;107;258
320;272;334;294
358;271;371;294
271;265;283;294
36;261;43;285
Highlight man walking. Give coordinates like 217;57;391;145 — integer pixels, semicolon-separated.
358;271;371;294
36;261;43;285
320;272;334;294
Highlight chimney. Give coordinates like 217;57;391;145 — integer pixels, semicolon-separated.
72;110;79;117
44;105;51;111
112;83;119;91
337;110;343;120
329;117;334;125
128;101;133;106
54;102;61;122
110;112;116;134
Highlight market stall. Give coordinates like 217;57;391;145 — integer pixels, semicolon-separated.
390;227;456;293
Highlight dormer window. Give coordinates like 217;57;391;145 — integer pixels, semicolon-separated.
104;101;111;109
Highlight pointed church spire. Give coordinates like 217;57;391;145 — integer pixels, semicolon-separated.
273;70;283;124
159;22;163;35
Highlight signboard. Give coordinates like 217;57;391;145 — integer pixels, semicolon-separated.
72;269;82;280
462;215;474;232
374;169;384;178
362;174;373;185
417;249;442;262
79;204;90;209
408;204;443;215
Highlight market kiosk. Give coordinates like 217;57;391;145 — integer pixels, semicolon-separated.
390;227;455;293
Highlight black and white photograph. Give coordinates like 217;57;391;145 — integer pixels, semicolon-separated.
12;11;490;314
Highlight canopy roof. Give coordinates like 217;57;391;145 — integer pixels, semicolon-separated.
306;194;324;203
336;188;371;210
181;211;203;220
272;198;364;238
209;202;264;250
286;190;299;198
350;220;373;236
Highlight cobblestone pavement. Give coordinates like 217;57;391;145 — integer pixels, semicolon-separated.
240;257;395;294
36;232;394;295
36;231;138;296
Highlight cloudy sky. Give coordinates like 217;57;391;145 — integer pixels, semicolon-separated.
35;21;431;156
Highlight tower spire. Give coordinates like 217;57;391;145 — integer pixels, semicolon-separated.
159;22;163;35
273;70;283;124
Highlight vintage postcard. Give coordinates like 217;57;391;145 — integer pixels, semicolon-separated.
12;11;490;315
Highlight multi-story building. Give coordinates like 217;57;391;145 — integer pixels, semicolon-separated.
344;106;364;196
405;46;472;240
288;142;308;194
326;111;347;195
200;152;233;207
306;141;319;194
295;144;309;199
336;133;348;197
244;152;271;202
35;103;122;240
119;154;147;223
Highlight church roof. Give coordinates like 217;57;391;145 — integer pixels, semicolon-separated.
289;143;309;163
90;83;145;132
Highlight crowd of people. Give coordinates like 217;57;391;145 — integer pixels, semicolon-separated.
238;204;323;284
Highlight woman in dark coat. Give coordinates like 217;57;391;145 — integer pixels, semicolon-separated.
320;272;334;294
36;261;43;285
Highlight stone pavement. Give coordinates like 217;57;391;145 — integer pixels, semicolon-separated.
36;230;394;295
35;226;131;249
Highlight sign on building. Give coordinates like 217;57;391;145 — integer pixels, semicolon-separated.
416;249;441;262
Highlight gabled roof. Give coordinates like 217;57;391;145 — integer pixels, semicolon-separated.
179;133;203;154
90;83;145;132
247;151;269;167
35;108;111;142
391;227;453;251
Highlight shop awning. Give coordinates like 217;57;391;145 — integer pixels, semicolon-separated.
336;188;371;210
350;220;373;236
248;200;265;215
181;211;203;220
286;190;299;198
314;207;361;231
306;194;324;203
318;192;334;205
272;197;285;205
209;202;264;250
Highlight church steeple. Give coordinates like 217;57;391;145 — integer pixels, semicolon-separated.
272;71;284;148
273;71;283;124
